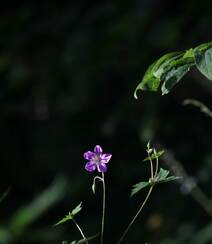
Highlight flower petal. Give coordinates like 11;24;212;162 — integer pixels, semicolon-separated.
97;163;107;172
85;161;96;172
101;153;112;163
84;151;95;160
94;145;103;154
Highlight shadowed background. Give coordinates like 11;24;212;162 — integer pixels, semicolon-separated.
0;0;212;243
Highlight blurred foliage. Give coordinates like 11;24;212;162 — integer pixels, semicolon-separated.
0;0;212;243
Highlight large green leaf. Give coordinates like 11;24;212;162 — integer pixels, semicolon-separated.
134;49;195;97
194;42;212;80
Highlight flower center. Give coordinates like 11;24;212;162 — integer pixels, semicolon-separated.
93;155;101;164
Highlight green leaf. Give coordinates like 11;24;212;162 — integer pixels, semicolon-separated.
71;202;82;216
161;64;189;95
134;52;180;98
131;181;151;197
55;202;82;226
194;42;212;80
131;168;180;197
143;150;164;162
134;50;195;98
156;168;170;181
156;168;180;183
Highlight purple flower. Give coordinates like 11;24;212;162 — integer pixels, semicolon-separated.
84;145;112;173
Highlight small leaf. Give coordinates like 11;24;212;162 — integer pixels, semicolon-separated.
55;202;82;226
156;168;180;183
143;150;164;162
131;181;151;197
147;141;151;150
194;42;212;80
158;175;181;183
156;168;169;181
71;202;82;216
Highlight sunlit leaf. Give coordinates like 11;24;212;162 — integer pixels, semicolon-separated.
194;42;212;80
55;202;82;226
134;49;195;98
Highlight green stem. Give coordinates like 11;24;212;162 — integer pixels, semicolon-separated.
72;218;88;244
101;173;106;244
117;186;154;244
148;152;154;180
154;157;159;178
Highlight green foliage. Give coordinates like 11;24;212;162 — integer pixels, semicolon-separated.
55;203;82;226
131;181;150;196
194;42;212;80
156;168;180;183
134;42;212;97
143;150;164;162
131;168;179;196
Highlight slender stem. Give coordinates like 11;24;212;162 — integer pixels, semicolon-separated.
148;152;154;179
154;157;159;178
117;186;154;244
72;218;88;244
101;172;106;244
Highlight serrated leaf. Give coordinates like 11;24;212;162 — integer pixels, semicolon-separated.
131;181;151;197
55;202;82;226
156;168;180;183
156;168;170;181
158;175;181;183
143;150;164;162
194;42;212;80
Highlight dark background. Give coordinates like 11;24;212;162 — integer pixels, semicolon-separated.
0;0;212;243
